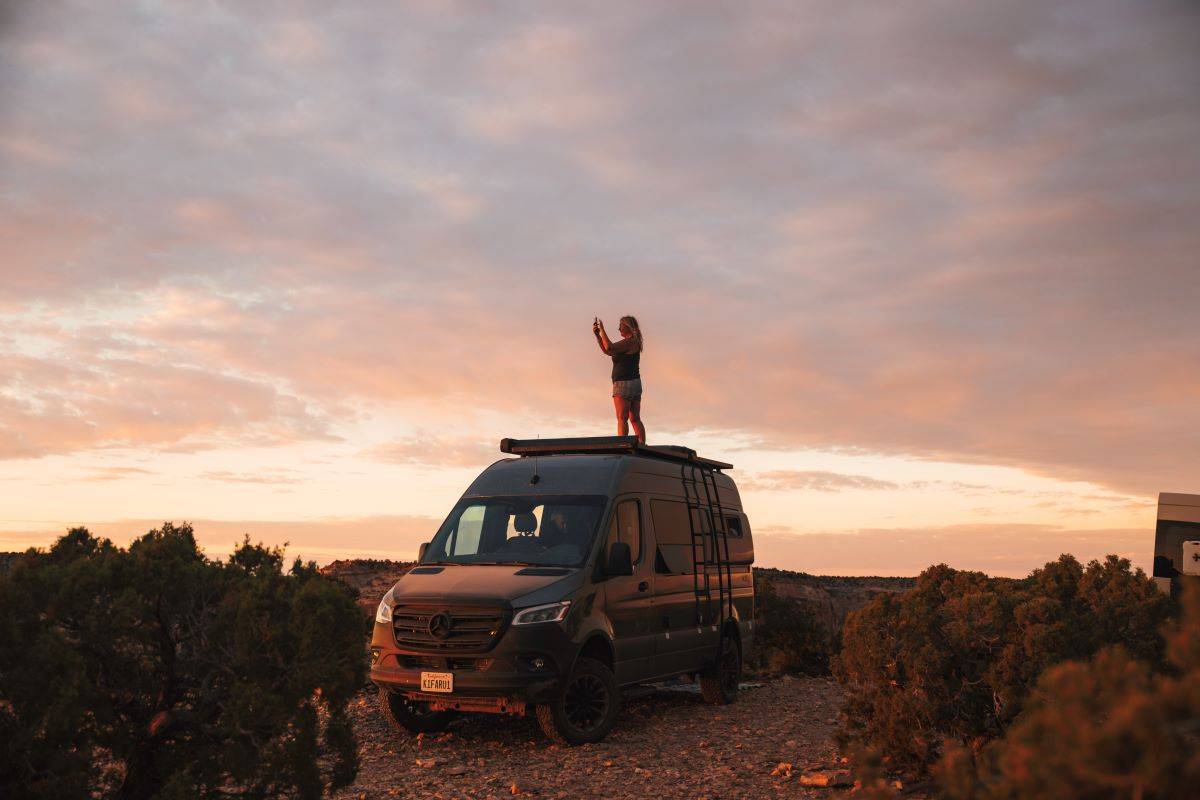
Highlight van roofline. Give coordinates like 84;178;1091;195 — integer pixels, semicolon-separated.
499;436;733;471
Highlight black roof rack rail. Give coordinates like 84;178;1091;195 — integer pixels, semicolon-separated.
499;436;733;470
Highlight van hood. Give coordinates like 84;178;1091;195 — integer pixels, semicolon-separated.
389;564;581;607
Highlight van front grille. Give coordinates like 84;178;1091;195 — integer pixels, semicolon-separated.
398;655;494;671
392;604;509;652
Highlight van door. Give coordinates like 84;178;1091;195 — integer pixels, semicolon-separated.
648;499;717;677
601;497;655;684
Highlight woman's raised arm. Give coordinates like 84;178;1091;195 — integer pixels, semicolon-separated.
594;320;614;354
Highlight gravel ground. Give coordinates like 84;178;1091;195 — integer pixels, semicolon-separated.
335;675;848;800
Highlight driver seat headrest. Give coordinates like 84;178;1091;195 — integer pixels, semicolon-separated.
513;511;538;534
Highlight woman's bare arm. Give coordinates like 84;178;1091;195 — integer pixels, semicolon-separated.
600;338;637;357
595;321;614;354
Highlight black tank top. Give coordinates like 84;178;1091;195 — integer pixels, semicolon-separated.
611;348;640;381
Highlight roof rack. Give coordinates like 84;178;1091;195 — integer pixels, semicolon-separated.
499;436;732;470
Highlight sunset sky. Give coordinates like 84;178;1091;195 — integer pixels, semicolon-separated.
2;1;1197;576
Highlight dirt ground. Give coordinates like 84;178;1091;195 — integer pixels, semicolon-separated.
335;676;848;800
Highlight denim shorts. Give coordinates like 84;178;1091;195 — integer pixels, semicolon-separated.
612;378;642;399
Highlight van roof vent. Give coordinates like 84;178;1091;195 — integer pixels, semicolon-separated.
499;436;732;470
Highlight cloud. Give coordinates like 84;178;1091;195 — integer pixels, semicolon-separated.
743;470;901;493
198;470;304;485
0;345;337;459
363;434;499;469
78;466;154;482
0;0;1196;498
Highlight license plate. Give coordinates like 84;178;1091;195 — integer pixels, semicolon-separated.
421;671;453;693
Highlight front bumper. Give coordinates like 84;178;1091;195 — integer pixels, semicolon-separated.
368;618;578;706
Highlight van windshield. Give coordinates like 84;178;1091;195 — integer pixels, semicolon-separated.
423;495;607;568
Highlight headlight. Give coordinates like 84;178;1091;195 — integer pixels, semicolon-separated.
512;600;571;625
375;589;394;624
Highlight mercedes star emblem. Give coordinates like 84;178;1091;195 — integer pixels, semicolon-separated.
428;611;453;639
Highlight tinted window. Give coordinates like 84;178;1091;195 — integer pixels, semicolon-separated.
651;500;691;545
425;495;605;567
451;504;485;555
604;500;642;563
725;515;743;538
650;500;694;574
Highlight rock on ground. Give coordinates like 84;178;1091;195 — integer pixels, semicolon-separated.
336;676;848;800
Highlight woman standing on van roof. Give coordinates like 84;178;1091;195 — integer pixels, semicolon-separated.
593;315;645;444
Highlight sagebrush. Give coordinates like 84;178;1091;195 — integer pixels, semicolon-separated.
0;524;365;800
937;585;1200;799
835;554;1171;778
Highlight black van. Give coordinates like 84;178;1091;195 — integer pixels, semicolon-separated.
369;436;755;744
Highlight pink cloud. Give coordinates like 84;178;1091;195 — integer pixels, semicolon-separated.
742;471;901;493
0;0;1194;503
363;433;499;468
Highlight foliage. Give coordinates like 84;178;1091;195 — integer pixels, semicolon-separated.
0;524;365;800
835;555;1171;778
748;573;832;676
937;584;1200;800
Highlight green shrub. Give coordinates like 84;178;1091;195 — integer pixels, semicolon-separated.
939;585;1200;799
0;524;365;800
835;555;1170;778
749;574;832;676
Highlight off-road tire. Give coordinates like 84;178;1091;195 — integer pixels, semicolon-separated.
377;688;455;734
699;635;741;705
535;657;619;745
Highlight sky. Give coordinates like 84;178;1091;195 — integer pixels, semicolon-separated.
1;0;1198;576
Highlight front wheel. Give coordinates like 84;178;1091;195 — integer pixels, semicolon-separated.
536;657;619;745
377;689;455;734
699;635;740;705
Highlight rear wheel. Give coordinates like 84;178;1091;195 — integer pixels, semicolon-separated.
377;689;455;734
699;634;740;705
536;657;619;745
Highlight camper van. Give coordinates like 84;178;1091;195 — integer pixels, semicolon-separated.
368;436;755;745
1152;492;1200;595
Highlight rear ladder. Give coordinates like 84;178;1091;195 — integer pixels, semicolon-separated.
681;462;734;643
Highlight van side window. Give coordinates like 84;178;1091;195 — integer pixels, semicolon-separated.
448;504;486;556
725;515;743;538
650;500;693;574
604;500;642;563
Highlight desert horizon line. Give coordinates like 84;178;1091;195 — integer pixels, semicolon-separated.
0;512;1158;580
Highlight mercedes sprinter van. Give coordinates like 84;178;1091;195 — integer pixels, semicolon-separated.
369;436;755;744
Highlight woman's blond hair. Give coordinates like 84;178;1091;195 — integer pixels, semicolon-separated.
619;315;644;352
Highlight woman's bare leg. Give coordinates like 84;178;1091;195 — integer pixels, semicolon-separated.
613;396;630;436
628;397;645;444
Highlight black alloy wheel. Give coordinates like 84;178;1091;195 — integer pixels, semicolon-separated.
536;657;619;745
699;634;741;705
564;672;609;731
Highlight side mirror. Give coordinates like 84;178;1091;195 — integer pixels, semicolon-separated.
605;541;633;576
418;542;430;562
